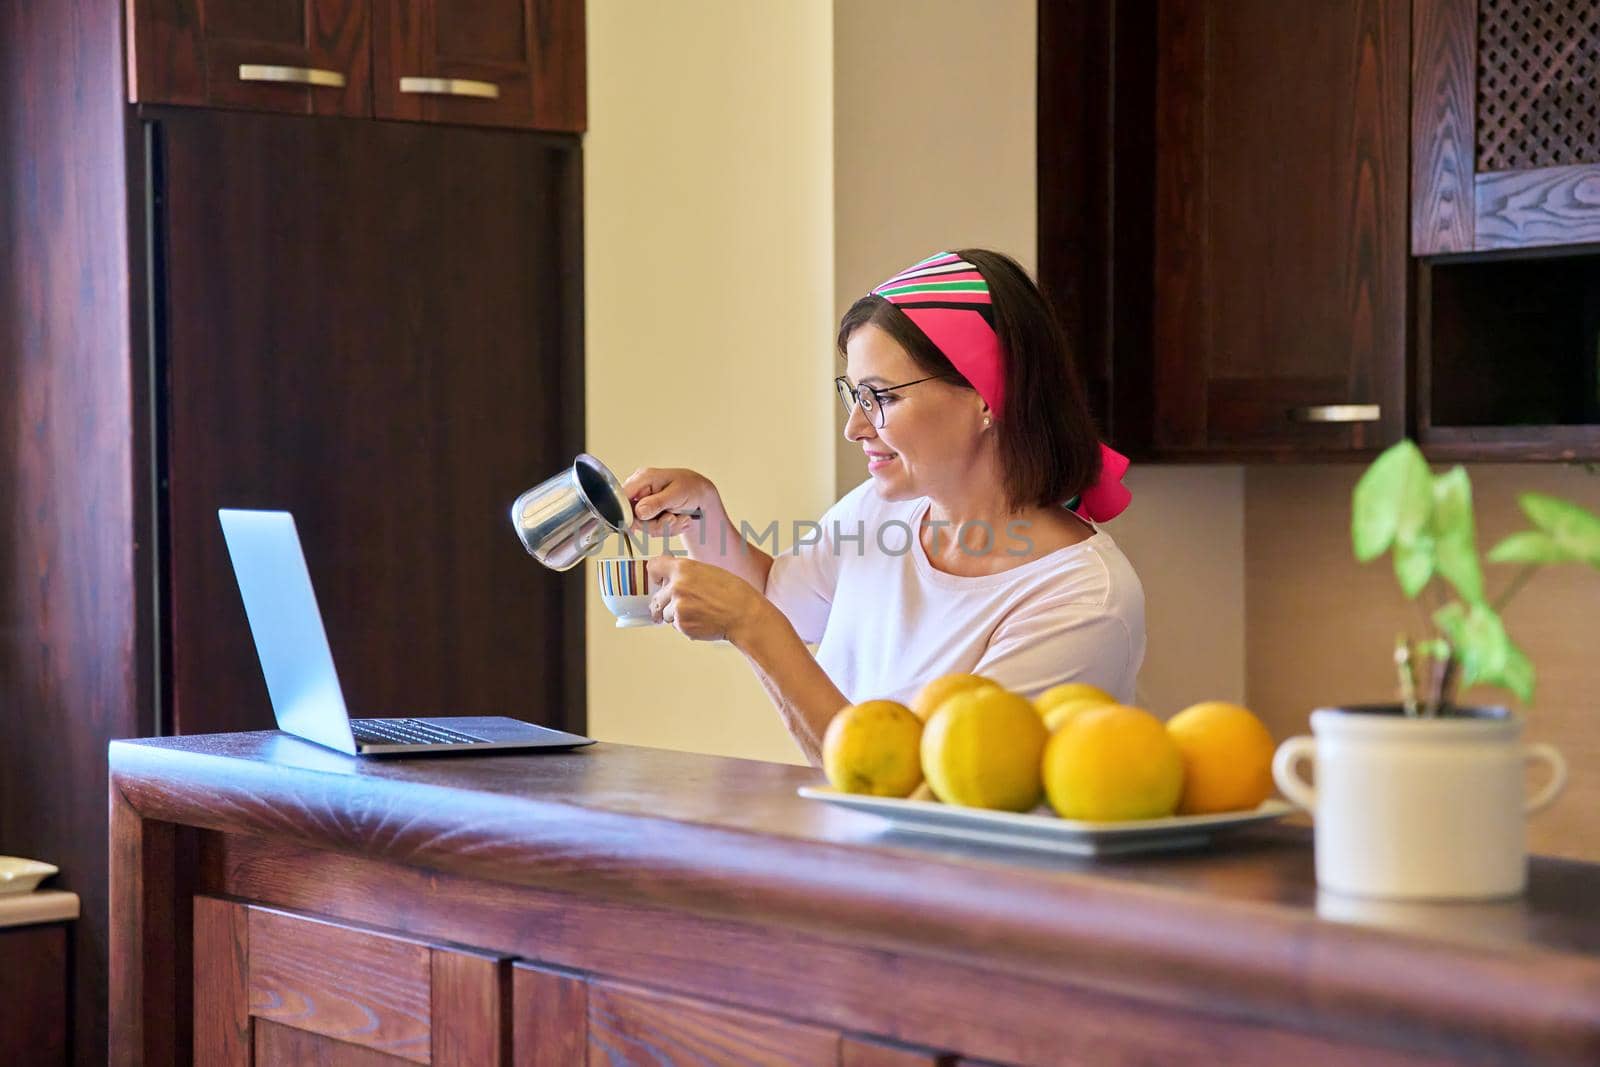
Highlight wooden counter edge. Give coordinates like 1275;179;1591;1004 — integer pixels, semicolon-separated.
106;739;1600;1066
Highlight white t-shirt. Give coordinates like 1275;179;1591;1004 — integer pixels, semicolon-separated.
764;480;1146;706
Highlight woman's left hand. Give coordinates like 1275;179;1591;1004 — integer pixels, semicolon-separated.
648;556;767;643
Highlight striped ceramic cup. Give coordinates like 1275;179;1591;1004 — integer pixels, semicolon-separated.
595;558;657;628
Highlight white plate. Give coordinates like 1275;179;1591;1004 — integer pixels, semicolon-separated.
0;857;58;896
799;787;1294;857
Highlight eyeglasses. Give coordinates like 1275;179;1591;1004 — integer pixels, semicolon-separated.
834;375;948;429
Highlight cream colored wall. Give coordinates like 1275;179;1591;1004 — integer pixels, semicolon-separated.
583;1;835;764
831;0;1039;496
585;0;1248;763
830;0;1248;716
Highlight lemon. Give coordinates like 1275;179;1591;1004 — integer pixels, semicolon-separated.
921;688;1048;811
1166;701;1276;814
1042;695;1116;734
821;700;924;797
1043;704;1183;821
1034;682;1115;717
910;672;1000;722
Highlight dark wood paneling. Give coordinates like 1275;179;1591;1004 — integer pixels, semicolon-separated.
512;963;588;1067
1036;0;1158;454
1152;0;1409;453
1475;164;1600;250
150;108;584;737
431;948;510;1065
373;0;586;131
254;1018;416;1066
0;924;70;1066
588;980;842;1066
129;0;372;116
248;907;432;1062
1151;0;1210;449
0;2;141;1065
1411;0;1477;254
194;896;251;1066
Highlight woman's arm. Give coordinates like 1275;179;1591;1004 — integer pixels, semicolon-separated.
730;602;849;766
648;556;846;763
623;467;775;591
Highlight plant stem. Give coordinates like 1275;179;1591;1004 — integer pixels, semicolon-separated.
1424;652;1458;717
1394;635;1420;717
1492;563;1539;613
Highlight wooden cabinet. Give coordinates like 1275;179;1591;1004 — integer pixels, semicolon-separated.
512;964;955;1067
194;898;510;1065
128;0;585;131
373;0;585;131
1414;0;1600;254
1150;0;1409;455
128;0;373;117
1041;0;1410;459
194;910;956;1067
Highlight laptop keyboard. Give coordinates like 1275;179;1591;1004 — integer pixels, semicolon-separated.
349;718;486;747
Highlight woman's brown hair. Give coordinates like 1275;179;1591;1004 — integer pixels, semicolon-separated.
836;248;1102;511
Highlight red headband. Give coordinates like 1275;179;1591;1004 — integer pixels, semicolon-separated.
871;252;1132;522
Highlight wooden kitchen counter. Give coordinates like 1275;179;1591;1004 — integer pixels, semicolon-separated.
109;733;1600;1066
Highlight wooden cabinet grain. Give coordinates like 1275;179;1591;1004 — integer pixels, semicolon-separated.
1414;0;1600;253
1150;0;1409;454
511;963;957;1067
193;897;510;1065
128;0;372;116
373;0;585;131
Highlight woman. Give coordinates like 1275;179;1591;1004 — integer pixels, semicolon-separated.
624;249;1144;765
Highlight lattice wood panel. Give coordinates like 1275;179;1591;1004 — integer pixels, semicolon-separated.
1477;0;1600;172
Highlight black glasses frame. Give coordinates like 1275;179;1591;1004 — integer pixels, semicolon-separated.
834;375;948;428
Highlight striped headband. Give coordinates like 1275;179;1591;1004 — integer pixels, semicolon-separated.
871;251;1007;418
869;251;1133;523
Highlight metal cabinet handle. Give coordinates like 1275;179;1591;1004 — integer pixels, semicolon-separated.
238;64;347;89
1288;404;1382;423
398;76;501;100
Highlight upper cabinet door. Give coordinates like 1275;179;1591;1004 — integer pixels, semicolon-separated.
128;0;372;117
373;0;586;131
1414;0;1600;253
1152;0;1410;454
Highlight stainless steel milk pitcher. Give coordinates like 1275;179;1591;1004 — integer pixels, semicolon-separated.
509;454;634;571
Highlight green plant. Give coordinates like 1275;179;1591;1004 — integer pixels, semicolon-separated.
1352;440;1600;715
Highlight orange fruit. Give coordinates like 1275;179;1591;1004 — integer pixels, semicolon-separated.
1042;704;1183;821
1041;696;1117;734
920;688;1048;811
821;700;924;797
1034;682;1115;716
910;672;1000;722
1165;701;1276;814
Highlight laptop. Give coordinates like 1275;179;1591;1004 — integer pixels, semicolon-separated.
217;508;595;756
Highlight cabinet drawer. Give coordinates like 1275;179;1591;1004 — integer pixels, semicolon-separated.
129;0;372;117
194;897;509;1065
372;0;586;130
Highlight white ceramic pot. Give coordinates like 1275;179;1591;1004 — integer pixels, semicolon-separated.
1273;706;1566;900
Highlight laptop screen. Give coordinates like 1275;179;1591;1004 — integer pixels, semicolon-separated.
217;509;358;754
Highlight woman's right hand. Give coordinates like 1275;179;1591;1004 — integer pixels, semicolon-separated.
621;467;723;538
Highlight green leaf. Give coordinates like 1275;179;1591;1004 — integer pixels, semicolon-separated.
1518;493;1600;567
1352;440;1433;562
1433;601;1511;691
1493;641;1536;704
1393;534;1435;598
1487;530;1569;564
1430;466;1483;603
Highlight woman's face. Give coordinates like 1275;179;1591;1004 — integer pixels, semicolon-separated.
842;324;989;501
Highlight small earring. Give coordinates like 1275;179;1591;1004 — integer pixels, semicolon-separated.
982;416;991;428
